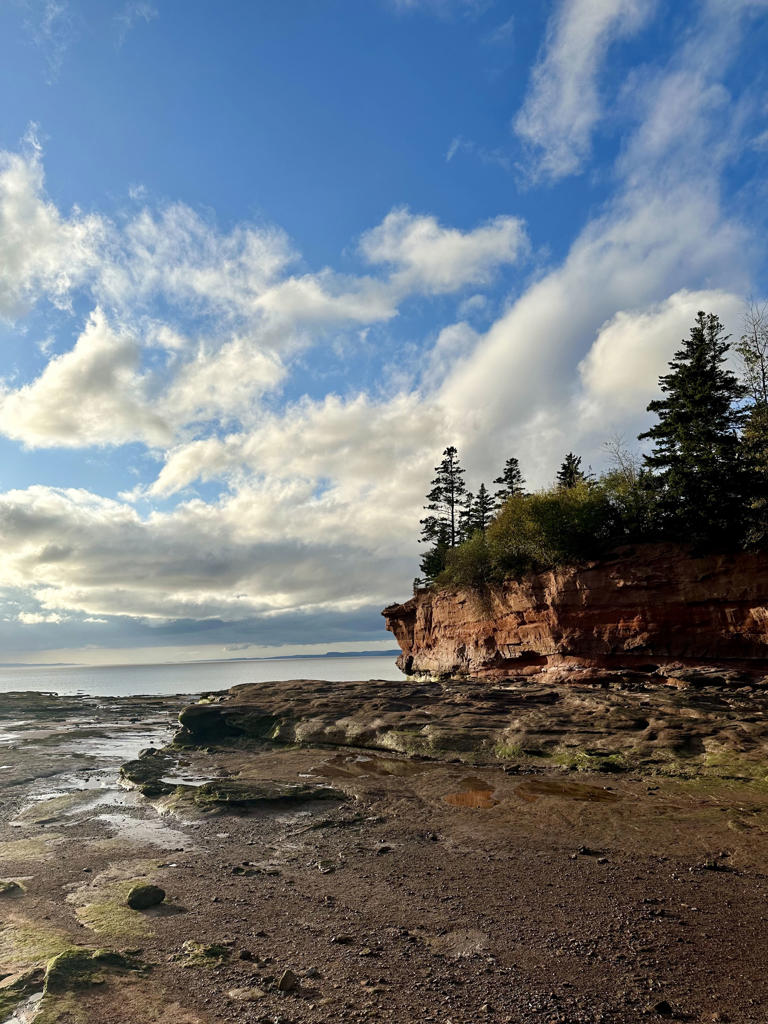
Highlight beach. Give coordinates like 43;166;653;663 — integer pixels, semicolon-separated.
2;678;768;1023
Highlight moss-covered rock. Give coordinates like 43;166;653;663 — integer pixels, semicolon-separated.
0;879;25;897
126;884;165;910
190;778;345;810
178;940;231;966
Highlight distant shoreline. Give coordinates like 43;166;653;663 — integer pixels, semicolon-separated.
0;650;402;671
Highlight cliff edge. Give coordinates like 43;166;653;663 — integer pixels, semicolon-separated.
382;544;768;682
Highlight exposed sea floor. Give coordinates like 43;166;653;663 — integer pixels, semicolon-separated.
2;681;768;1023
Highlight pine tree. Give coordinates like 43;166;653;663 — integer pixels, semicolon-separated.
419;446;467;549
493;457;525;509
638;311;746;543
557;453;586;489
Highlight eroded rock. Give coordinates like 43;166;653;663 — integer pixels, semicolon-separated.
383;543;768;682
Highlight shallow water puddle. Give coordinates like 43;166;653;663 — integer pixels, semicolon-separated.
2;992;43;1024
94;812;194;848
515;778;620;803
444;776;499;809
306;752;430;781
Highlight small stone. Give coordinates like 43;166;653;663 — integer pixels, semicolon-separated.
0;881;24;897
127;884;166;910
227;986;267;1002
653;1000;673;1017
239;949;254;961
304;967;321;979
330;935;354;945
597;857;609;864
277;969;300;993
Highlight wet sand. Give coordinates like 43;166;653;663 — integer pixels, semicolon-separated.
2;683;768;1023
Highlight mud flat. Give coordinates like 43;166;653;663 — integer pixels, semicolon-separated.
3;678;768;1023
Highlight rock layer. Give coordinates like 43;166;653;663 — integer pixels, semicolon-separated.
382;544;768;682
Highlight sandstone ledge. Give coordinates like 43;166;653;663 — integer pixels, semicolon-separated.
382;543;768;683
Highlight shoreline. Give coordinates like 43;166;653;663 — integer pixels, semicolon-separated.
2;678;768;1023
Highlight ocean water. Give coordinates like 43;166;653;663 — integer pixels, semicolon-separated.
0;654;404;697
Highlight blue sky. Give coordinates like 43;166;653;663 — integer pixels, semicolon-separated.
0;0;767;664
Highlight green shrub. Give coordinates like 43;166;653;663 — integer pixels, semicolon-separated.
435;480;639;588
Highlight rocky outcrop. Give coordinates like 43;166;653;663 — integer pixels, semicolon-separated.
382;544;768;682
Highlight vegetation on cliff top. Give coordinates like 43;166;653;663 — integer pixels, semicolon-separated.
418;309;768;588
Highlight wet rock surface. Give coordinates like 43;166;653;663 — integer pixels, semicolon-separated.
2;682;768;1022
383;543;768;681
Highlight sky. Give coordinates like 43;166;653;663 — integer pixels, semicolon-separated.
0;0;767;665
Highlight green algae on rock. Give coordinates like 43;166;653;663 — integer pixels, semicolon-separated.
126;884;165;910
0;880;25;897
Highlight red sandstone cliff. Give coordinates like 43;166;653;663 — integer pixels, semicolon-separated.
382;544;768;682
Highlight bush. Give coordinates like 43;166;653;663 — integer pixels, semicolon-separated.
436;481;631;588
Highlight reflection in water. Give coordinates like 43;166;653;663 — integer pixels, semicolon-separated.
306;752;430;781
515;778;620;803
444;776;498;809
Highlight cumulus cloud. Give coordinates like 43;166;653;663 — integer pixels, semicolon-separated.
0;308;171;448
0;483;418;621
578;290;744;419
360;208;527;293
515;0;656;180
0;145;530;453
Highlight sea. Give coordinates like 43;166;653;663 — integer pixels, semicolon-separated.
0;653;404;697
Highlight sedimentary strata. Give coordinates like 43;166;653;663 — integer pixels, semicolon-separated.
382;543;768;682
171;676;768;776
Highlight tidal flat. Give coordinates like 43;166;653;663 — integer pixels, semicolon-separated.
2;679;768;1023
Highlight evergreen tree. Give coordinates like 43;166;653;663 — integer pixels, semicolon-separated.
473;483;494;535
493;457;525;509
419;446;467;549
458;490;475;543
557;453;586;489
419;523;450;585
638;311;746;543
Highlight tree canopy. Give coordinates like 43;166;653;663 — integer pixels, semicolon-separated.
414;309;767;592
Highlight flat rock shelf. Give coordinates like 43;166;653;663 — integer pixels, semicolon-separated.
2;678;768;1024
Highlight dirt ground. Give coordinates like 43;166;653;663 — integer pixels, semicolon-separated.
2;685;768;1024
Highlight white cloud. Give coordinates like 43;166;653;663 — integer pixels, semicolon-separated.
360;207;527;293
515;0;656;180
577;289;744;421
0;137;104;319
0;308;171;448
18;610;66;624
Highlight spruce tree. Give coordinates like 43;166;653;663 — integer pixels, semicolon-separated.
493;457;525;509
557;453;586;489
638;311;746;544
473;483;494;535
419;523;450;585
419;446;467;549
458;490;475;543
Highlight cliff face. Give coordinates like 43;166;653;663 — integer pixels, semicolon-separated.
382;544;768;682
